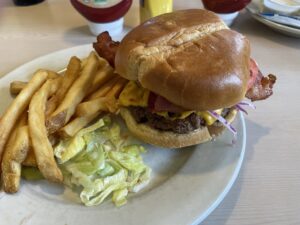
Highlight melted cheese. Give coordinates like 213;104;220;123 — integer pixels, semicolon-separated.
118;81;223;125
119;81;150;107
197;109;223;125
155;109;223;126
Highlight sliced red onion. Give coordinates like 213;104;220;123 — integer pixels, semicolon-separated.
237;100;256;109
207;110;237;140
235;100;256;115
208;101;255;144
235;105;248;115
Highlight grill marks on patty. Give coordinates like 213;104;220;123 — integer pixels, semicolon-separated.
130;107;206;134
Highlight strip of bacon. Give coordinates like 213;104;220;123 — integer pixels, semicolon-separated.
246;71;276;101
93;31;120;67
246;58;276;101
148;92;185;113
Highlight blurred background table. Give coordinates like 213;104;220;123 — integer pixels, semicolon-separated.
0;0;300;224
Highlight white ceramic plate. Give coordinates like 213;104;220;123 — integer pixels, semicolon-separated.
247;0;300;38
0;45;246;225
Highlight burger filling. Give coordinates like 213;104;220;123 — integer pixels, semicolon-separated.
129;107;205;134
129;107;231;134
118;81;230;134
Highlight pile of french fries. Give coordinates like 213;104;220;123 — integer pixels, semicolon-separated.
0;51;128;193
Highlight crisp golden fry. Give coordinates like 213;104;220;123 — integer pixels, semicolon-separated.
29;78;63;183
17;111;28;127
86;76;120;100
45;70;60;79
105;77;128;98
81;57;88;68
46;56;81;116
76;77;125;116
22;119;53;169
10;81;27;95
75;97;117;116
46;52;99;134
0;70;52;166
19;113;36;167
9;69;58;95
22;146;36;167
87;59;115;95
1;112;28;192
60;112;101;138
64;76;125;137
1;51;123;192
1;125;30;193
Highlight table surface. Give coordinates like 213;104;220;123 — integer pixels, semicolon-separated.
0;0;300;225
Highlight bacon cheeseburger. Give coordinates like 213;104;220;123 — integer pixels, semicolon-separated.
94;9;276;148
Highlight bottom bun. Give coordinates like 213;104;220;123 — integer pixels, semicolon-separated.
120;108;238;149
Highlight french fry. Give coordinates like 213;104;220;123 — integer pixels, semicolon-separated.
60;112;101;138
21;132;60;168
75;77;126;116
22;146;36;167
17;111;28;127
62;77;126;137
1;125;30;193
1;112;28;192
29;78;63;183
0;70;54;166
105;77;128;98
87;60;115;95
81;57;88;68
46;56;81;116
9;59;110;97
10;81;27;95
9;70;58;95
23;134;58;168
86;76;121;100
45;70;60;79
75;97;117;116
46;52;99;134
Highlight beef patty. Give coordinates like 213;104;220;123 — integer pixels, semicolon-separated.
129;107;206;134
129;107;232;134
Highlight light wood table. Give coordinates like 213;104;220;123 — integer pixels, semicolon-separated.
0;0;299;224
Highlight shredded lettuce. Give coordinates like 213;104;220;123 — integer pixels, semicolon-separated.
54;116;151;207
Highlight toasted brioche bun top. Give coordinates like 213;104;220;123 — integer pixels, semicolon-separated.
115;9;250;111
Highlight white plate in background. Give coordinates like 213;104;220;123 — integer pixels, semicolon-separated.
247;0;300;38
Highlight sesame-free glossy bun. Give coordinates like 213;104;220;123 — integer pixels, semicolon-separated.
115;9;250;110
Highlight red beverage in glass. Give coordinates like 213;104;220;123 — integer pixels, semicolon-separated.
70;0;132;36
70;0;132;23
202;0;251;13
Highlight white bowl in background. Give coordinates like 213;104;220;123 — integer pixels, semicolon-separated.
87;17;124;36
217;12;239;26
